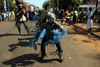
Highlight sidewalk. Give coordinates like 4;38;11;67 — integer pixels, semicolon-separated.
73;22;100;38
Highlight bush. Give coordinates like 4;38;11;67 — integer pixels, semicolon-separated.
78;12;87;22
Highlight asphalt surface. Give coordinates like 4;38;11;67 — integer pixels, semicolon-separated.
0;20;100;67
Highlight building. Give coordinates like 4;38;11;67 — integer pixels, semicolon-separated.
79;0;100;11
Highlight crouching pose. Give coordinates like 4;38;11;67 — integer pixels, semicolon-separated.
38;12;67;62
29;4;66;62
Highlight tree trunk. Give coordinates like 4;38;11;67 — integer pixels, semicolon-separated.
95;0;98;15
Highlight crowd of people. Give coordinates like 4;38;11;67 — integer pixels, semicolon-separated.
0;11;15;22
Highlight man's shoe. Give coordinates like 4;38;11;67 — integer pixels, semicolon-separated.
88;33;91;35
19;32;21;35
40;56;46;60
59;56;64;62
40;53;46;60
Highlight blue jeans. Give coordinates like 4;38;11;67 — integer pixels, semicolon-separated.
6;16;9;20
2;17;5;21
17;21;29;34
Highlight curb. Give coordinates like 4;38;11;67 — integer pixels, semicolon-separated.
73;24;100;39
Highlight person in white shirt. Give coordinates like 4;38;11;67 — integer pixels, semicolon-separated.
86;7;94;35
73;9;78;24
4;13;6;20
0;13;2;22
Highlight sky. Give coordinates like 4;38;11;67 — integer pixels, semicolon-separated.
25;0;47;8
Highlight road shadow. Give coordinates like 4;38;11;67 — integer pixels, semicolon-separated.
0;34;33;38
82;40;92;43
84;53;100;60
3;53;59;67
8;38;33;52
92;28;100;32
67;26;86;35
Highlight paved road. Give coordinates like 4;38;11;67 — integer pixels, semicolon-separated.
0;20;100;67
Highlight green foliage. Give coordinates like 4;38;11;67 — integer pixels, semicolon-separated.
42;1;55;8
82;0;90;4
8;0;17;11
0;0;4;9
72;0;82;7
50;0;82;10
78;12;87;22
0;0;16;11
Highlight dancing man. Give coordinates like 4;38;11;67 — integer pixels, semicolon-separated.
16;2;29;35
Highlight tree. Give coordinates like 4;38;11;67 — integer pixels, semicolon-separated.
8;0;17;11
42;1;55;8
0;0;16;11
0;0;4;10
50;0;82;10
95;0;98;14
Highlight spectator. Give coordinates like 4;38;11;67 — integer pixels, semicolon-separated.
0;13;2;22
70;10;73;22
60;10;65;25
73;9;78;24
86;7;94;35
8;11;11;20
6;12;9;20
65;10;68;17
12;11;15;20
58;9;61;19
4;12;6;21
1;12;5;22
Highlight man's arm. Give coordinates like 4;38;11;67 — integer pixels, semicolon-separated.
36;8;49;26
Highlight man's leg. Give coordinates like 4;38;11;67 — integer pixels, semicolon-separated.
41;37;47;59
18;22;21;35
23;21;29;35
88;28;91;35
90;28;92;33
56;42;63;56
56;42;64;62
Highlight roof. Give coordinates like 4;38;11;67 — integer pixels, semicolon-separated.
80;5;100;8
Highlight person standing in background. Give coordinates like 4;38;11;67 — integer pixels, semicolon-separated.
0;13;2;22
73;9;78;24
70;10;73;25
86;7;94;35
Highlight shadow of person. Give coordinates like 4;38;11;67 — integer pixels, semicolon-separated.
8;41;30;52
0;33;32;38
3;53;60;67
3;54;37;67
8;38;33;52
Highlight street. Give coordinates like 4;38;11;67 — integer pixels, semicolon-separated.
0;20;100;67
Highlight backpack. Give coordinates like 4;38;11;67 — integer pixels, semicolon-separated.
91;11;94;19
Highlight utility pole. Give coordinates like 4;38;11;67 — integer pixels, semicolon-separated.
48;0;50;8
57;0;59;9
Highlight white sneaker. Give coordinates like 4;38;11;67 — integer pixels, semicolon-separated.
88;33;91;35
